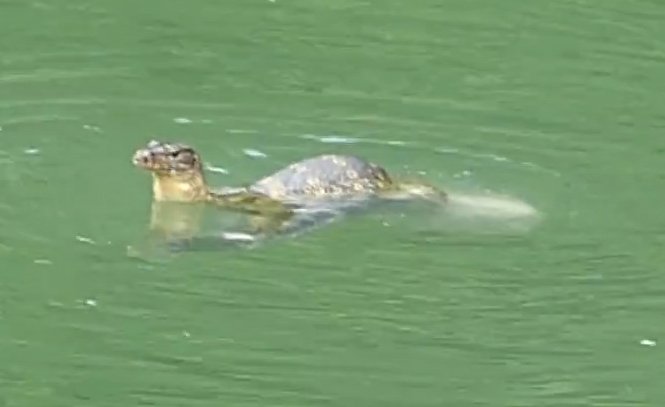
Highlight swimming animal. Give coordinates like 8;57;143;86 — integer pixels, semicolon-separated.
132;140;446;243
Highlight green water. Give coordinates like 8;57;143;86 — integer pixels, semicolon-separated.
2;0;665;405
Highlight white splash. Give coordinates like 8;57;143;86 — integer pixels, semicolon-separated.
446;192;539;220
412;189;541;235
221;232;256;242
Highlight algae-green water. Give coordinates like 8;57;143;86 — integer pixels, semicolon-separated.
2;1;665;405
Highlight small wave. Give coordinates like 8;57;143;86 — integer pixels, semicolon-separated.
300;133;407;147
0;68;129;84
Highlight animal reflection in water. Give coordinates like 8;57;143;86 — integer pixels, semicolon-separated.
131;140;447;251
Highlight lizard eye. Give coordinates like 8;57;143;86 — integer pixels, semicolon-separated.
173;149;198;165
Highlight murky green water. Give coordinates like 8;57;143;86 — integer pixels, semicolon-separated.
2;1;665;405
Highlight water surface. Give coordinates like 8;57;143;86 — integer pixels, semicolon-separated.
2;1;665;406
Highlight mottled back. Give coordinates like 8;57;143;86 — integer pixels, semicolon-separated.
249;154;393;199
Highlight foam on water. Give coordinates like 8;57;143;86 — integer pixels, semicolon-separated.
397;189;543;235
446;192;539;220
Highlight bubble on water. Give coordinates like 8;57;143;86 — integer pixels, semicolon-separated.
480;153;509;162
321;136;357;144
83;124;102;132
243;148;267;158
437;147;460;154
227;129;258;134
302;134;359;144
222;232;256;242
75;235;96;244
206;164;229;174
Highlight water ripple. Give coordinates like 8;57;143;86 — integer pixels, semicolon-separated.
0;68;131;83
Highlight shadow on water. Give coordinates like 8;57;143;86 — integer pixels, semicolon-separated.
127;198;390;260
127;187;541;261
